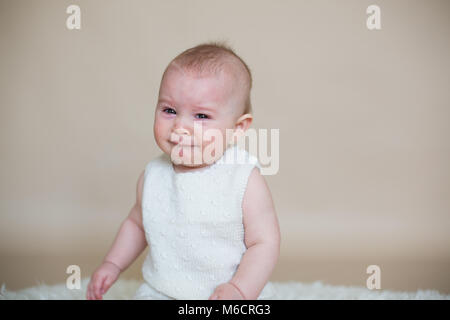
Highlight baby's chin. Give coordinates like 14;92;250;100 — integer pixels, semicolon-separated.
168;145;225;168
173;161;208;168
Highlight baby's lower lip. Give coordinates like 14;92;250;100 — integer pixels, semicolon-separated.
169;142;198;147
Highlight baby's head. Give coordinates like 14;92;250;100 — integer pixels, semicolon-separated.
154;42;253;169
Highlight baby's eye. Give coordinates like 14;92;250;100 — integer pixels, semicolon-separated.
195;113;209;119
163;107;176;115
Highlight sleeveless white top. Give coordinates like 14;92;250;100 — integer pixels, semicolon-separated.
138;145;275;300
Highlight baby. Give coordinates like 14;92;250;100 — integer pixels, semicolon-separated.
86;43;281;300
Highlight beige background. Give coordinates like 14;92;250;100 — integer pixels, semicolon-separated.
1;0;449;294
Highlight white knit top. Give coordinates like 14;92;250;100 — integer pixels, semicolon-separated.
138;145;274;300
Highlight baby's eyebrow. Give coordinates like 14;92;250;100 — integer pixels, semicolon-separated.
156;98;217;113
192;105;216;113
157;98;172;105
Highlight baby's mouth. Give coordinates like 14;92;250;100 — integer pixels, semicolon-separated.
169;142;200;157
169;140;199;148
172;144;199;158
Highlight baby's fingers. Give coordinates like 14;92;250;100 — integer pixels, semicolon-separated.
93;276;106;300
86;281;94;300
208;292;219;300
101;276;115;296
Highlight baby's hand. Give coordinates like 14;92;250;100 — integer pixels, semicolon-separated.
86;261;122;300
208;282;245;300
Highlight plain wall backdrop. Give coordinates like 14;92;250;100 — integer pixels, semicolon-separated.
1;0;449;293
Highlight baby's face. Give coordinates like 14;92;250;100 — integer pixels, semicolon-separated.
154;65;243;169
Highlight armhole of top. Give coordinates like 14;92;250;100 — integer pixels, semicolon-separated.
140;156;161;233
248;152;262;172
141;156;159;210
144;161;151;177
142;153;167;207
141;162;151;220
142;162;151;204
237;152;261;217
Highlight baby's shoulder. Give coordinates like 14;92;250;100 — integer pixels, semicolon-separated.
144;153;170;174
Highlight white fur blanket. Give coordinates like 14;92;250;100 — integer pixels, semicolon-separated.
1;278;449;300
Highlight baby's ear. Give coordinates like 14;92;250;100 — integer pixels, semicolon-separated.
229;114;253;145
234;113;253;133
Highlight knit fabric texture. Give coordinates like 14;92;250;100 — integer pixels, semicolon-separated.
134;145;275;299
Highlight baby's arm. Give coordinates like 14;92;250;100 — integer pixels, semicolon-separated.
102;170;147;271
209;168;281;300
86;170;148;300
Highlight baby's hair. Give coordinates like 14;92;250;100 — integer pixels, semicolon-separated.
165;41;253;115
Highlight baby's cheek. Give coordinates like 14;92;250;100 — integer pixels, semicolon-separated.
154;119;169;138
203;127;229;145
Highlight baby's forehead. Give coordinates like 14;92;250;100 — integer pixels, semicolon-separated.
162;63;243;105
170;58;243;85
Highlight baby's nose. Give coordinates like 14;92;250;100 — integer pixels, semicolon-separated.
174;128;190;136
170;128;192;145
